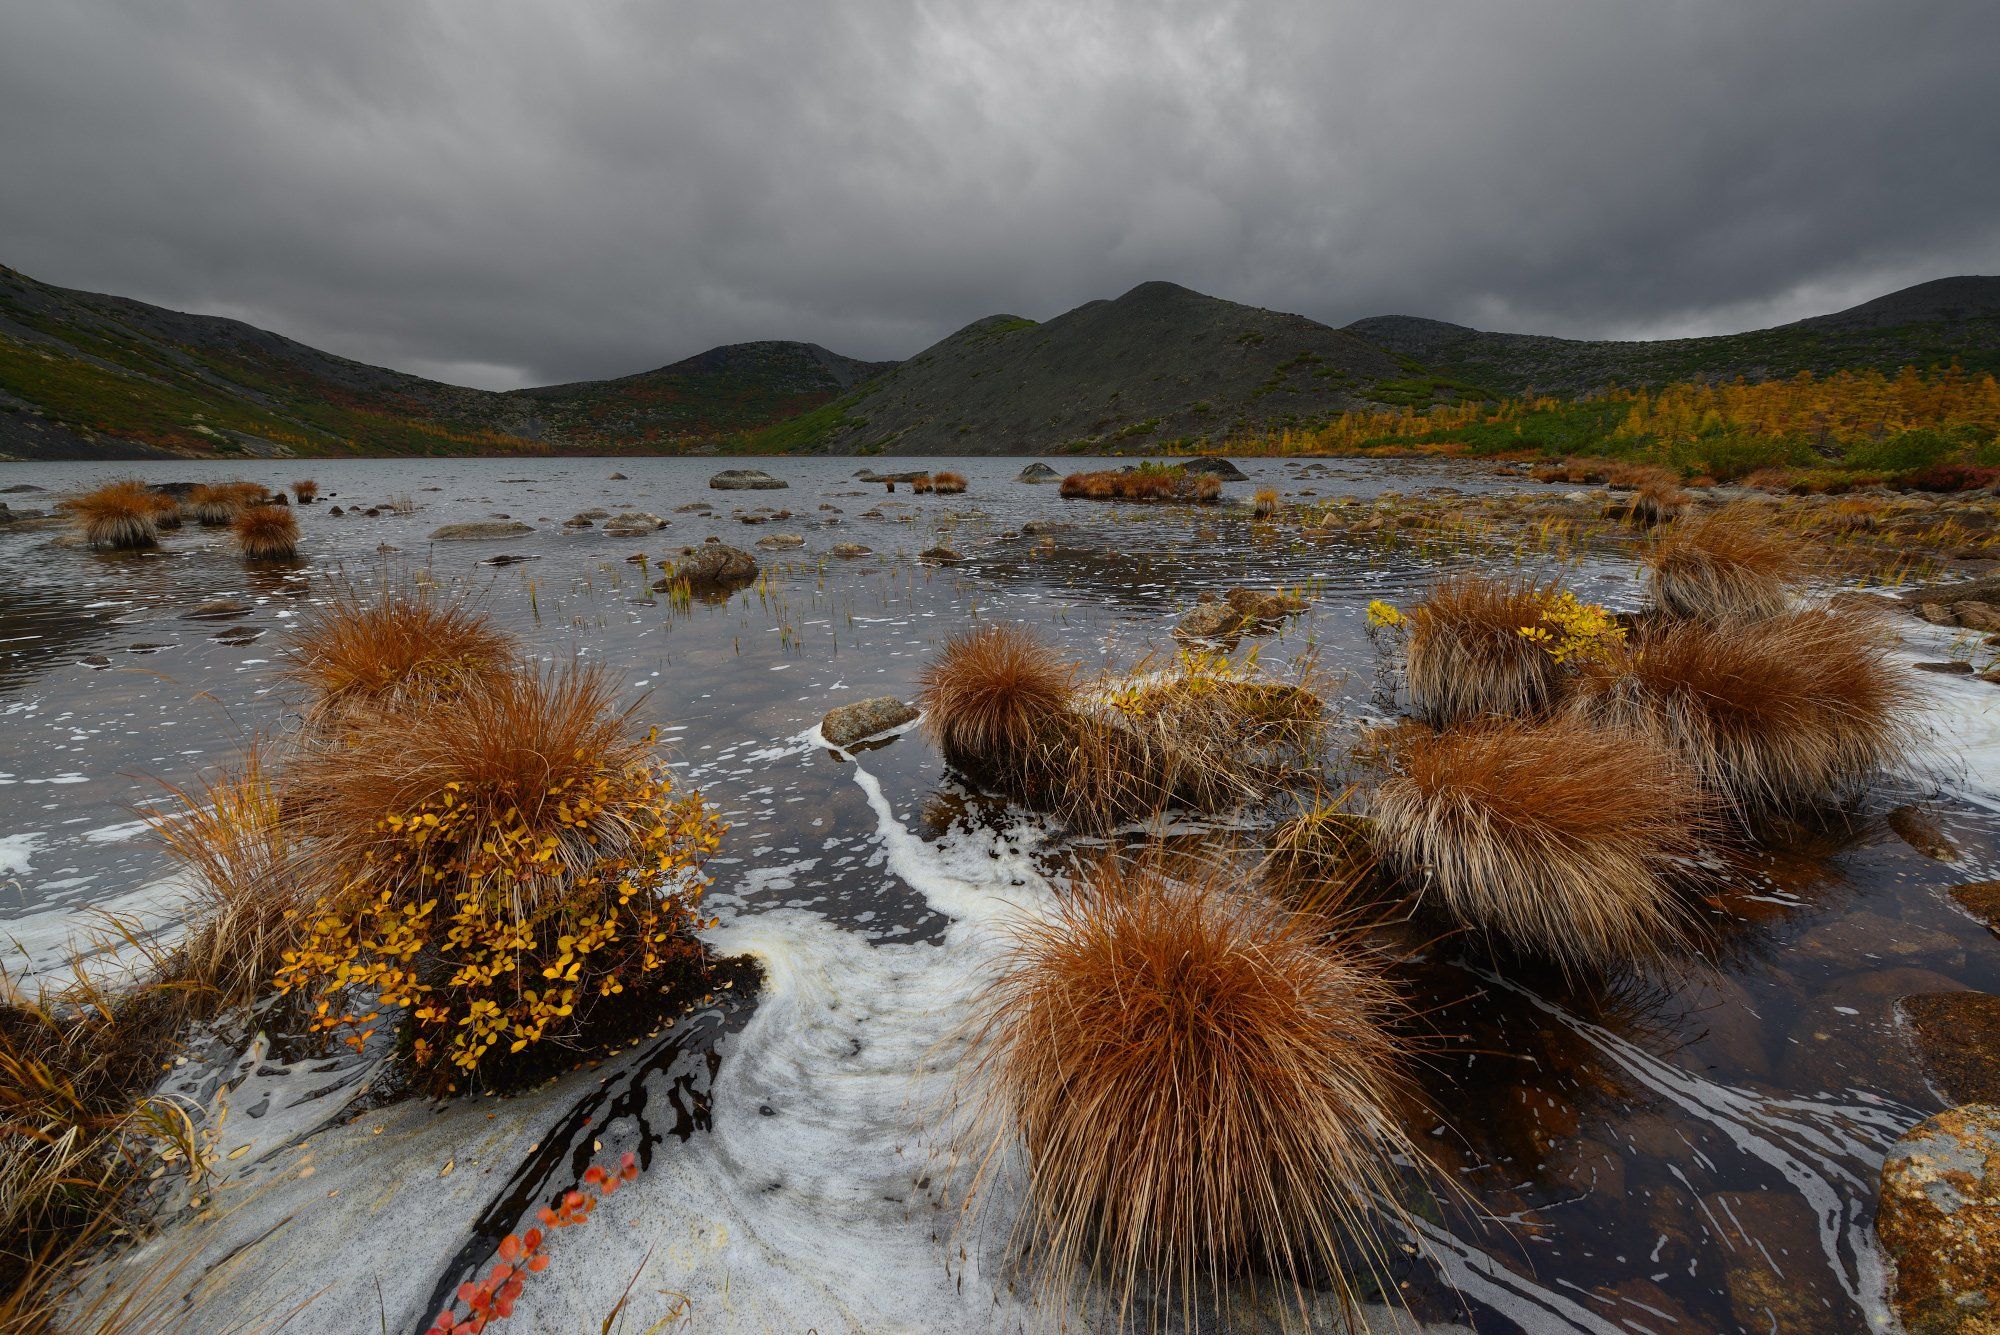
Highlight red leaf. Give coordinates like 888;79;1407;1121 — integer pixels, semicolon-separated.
583;1166;606;1186
494;1297;514;1319
563;1190;585;1210
536;1207;557;1227
523;1227;543;1251
500;1278;523;1302
457;1283;477;1305
489;1263;514;1284
498;1235;522;1264
620;1151;636;1172
527;1253;551;1273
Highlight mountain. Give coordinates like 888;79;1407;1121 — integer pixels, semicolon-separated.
1343;275;2000;398
0;265;889;460
4;262;1995;461
741;281;1429;456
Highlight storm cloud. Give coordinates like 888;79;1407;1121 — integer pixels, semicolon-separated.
2;1;1994;388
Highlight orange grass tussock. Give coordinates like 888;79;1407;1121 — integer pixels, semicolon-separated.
279;582;515;720
1370;715;1709;968
916;624;1076;779
1404;574;1565;725
1572;609;1919;815
958;857;1420;1329
291;479;319;503
65;480;159;551
231;502;298;562
1644;506;1803;622
931;470;968;494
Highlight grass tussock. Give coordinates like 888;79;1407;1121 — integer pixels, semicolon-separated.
230;503;298;562
291;479;318;503
960;858;1419;1329
1370;715;1707;968
1060;466;1223;504
184;483;253;526
1404;574;1565;725
1571;609;1918;814
66;482;158;551
279;582;515;723
1644;507;1803;622
1251;486;1279;517
911;474;935;494
1265;792;1378;917
931;471;967;494
917;625;1077;787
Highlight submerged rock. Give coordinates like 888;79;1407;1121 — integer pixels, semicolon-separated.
831;542;872;557
1175;599;1244;641
1225;586;1309;624
1889;805;1960;861
755;533;805;550
708;468;787;491
602;512;665;537
1900;993;2000;1103
1951;881;2000;938
1015;463;1060;483
429;521;533;540
184;599;250;620
1877;1104;2000;1334
919;545;963;564
820;697;919;749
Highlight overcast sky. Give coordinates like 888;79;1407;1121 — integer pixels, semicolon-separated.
2;2;1995;390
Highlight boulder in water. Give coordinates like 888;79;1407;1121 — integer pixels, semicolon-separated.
1877;1103;2000;1333
820;696;920;749
429;521;533;540
709;469;787;491
1015;463;1060;483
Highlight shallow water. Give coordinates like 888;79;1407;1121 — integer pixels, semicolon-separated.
3;455;1996;1333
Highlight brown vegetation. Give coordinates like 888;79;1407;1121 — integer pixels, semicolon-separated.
65;482;158;551
230;502;298;562
1252;486;1279;517
1059;467;1223;504
916;624;1076;791
931;471;968;494
1644;507;1803;622
959;858;1418;1328
1404;574;1564;725
278;582;514;723
1370;715;1708;968
291;479;318;503
1571;610;1918;814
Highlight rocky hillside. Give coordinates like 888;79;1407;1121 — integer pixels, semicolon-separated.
1344;275;2000;398
0;265;888;459
742;281;1427;456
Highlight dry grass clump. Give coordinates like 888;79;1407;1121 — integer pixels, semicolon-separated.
280;663;720;1092
911;474;936;494
142;746;314;1012
1252;486;1279;517
1571;610;1918;814
184;483;243;526
66;482;159;551
291;479;318;503
1265;793;1377;916
279;582;514;723
1370;715;1707;968
960;859;1418;1328
1644;506;1803;621
1059;466;1223;504
1627;476;1689;527
230;502;298;562
136;489;182;532
931;471;968;494
917;625;1077;790
1404;574;1565;725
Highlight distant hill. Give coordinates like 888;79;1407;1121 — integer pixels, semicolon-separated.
742;281;1430;455
3;261;1995;460
1343;275;2000;398
0;265;889;459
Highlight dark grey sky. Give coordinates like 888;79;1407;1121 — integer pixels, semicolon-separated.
2;2;1995;389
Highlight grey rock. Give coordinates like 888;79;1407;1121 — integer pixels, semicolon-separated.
429;521;534;541
1015;463;1060;483
708;469;788;491
755;533;805;550
820;696;920;749
655;542;758;595
1180;456;1249;480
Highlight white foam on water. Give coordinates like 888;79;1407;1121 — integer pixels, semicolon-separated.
0;831;40;876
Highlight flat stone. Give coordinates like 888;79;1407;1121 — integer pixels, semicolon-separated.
1876;1103;2000;1334
1950;881;2000;937
479;553;538;567
1917;661;1977;674
602;513;665;537
1889;805;1961;861
674;501;713;512
1958;602;2000;633
754;533;805;550
0;483;45;494
1901;993;2000;1103
429;521;533;540
1920;603;1959;626
708;469;787;491
831;543;872;557
819;696;920;749
184;599;250;620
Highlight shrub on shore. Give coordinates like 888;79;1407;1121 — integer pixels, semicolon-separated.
960;859;1418;1328
931;471;967;494
279;665;722;1094
231;502;298;562
1370;715;1707;968
279;583;515;724
66;481;160;551
1643;507;1801;622
1571;610;1917;815
1059;465;1222;504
